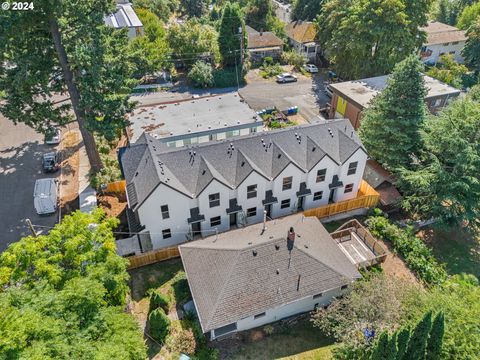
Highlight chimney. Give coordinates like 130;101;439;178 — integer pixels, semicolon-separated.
287;227;295;251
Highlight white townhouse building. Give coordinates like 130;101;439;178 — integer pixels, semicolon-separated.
104;1;144;39
120;119;368;251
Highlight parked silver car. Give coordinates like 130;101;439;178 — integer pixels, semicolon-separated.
45;127;61;145
276;73;298;83
304;64;319;73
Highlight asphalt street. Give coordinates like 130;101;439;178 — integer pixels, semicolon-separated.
0;115;59;251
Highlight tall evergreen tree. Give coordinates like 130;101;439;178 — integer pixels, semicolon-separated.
387;332;399;359
218;2;246;67
462;19;480;74
396;328;411;360
426;312;445;360
404;311;433;360
359;55;427;170
371;331;390;360
292;0;324;21
0;0;136;172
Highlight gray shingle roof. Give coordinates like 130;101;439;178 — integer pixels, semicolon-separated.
179;214;361;332
121;119;365;209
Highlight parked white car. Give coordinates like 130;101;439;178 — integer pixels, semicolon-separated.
304;64;319;73
45;127;61;145
34;178;58;215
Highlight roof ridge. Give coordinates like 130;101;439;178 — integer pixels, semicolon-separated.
205;250;242;330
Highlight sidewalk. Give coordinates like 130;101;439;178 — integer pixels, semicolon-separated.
78;140;97;213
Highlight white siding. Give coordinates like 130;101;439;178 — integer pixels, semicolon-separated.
198;180;231;236
304;156;337;209
137;184;192;248
337;149;367;202
237;171;267;225
422;41;466;64
272;163;304;218
211;286;349;339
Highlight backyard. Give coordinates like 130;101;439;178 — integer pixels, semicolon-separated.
128;259;336;360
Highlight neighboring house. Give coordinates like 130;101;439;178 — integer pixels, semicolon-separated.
179;214;361;340
246;26;284;63
273;0;292;23
285;21;320;62
104;0;144;39
120;119;368;250
420;21;467;65
329;74;461;129
363;160;401;210
127;93;264;144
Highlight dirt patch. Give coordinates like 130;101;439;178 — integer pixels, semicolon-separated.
379;239;419;284
97;192;127;218
59;130;81;217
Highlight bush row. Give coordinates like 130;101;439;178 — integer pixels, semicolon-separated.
365;214;447;285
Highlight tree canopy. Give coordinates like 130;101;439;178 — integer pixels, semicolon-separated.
316;0;430;79
359;55;427;170
133;0;179;22
457;1;480;29
180;0;209;17
219;2;246;67
292;0;324;21
426;54;469;89
0;0;137;172
0;210;146;359
462;19;480;73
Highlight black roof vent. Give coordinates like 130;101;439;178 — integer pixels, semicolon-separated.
241;161;245;166
277;154;282;159
202;169;206;175
276;269;280;275
252;250;257;257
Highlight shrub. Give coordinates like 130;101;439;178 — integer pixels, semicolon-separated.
281;50;306;70
264;56;273;65
263;324;274;335
192;346;219;360
149;291;171;314
259;62;283;78
212;66;245;88
148;308;170;344
365;216;447;284
172;273;191;305
188;61;214;88
166;329;197;355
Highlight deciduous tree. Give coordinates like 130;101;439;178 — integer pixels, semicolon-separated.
292;0;324;21
359;55;427;170
463;19;480;73
316;0;430;79
457;1;480;29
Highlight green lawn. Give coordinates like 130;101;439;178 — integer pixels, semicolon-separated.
221;318;335;360
419;226;480;277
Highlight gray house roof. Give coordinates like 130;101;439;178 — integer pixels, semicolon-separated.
121;119;366;210
104;2;143;29
179;214;361;332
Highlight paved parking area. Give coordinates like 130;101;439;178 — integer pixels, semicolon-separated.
0;115;60;251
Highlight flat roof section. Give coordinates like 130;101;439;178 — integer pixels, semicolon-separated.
330;74;461;110
128;93;262;142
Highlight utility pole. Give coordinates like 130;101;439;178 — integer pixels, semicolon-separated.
25;219;37;237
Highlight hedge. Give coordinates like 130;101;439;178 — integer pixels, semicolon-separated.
365;215;447;285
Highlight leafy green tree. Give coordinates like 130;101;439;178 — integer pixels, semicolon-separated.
399;98;480;228
467;84;480;101
167;19;220;68
246;0;273;30
396;328;411;360
317;0;430;79
180;0;209;17
426;54;469;89
457;1;480;29
129;9;170;77
0;0;137;172
0;210;146;359
188;61;214;88
0;209;129;306
282;50;306;70
359;55;427;170
435;0;475;25
426;312;445;360
292;0;325;21
134;0;179;22
404;311;432;360
219;2;246;67
148;308;171;343
463;19;480;73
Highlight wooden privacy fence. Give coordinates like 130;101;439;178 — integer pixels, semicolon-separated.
127;246;180;270
105;180;126;193
304;180;379;219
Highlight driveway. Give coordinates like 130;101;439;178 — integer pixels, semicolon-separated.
0;115;60;251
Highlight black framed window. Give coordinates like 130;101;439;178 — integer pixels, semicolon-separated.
247;184;257;199
316;169;326;182
162;228;172;239
313;191;323;201
210;216;221;227
280;199;290;209
209;193;220;207
247;207;257;217
344;184;354;193
161;205;169;219
282;176;293;191
347;161;358;175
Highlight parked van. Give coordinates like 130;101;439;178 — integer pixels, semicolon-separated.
34;178;58;215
